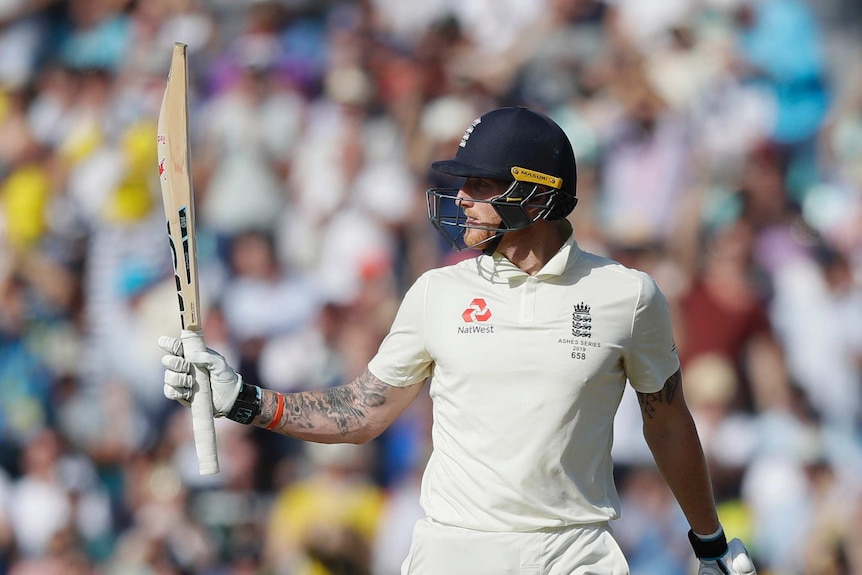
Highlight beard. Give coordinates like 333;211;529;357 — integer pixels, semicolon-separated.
463;226;500;250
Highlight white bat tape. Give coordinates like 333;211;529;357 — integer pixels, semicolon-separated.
181;329;219;475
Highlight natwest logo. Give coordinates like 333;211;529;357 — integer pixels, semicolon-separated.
462;298;492;323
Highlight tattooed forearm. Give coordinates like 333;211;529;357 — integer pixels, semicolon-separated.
257;369;392;441
637;369;681;419
292;373;388;433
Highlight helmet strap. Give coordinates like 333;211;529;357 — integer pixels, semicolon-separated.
481;230;505;255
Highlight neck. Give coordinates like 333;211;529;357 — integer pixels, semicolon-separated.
496;219;572;275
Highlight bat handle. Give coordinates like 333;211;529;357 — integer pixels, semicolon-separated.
181;328;220;475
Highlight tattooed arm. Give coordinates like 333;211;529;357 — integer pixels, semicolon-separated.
637;369;721;536
252;369;425;444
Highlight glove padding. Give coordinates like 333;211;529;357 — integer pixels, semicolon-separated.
692;532;756;575
159;335;242;417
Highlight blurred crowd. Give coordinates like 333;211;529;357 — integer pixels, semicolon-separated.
0;0;860;574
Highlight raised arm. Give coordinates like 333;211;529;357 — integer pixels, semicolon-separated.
254;368;425;444
159;336;425;445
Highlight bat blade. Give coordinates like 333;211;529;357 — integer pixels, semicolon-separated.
157;42;219;476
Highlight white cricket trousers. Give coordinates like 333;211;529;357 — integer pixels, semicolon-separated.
400;518;630;575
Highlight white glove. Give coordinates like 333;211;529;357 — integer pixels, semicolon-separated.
159;335;242;417
690;530;757;575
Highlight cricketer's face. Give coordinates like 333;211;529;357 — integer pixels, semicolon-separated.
456;178;507;248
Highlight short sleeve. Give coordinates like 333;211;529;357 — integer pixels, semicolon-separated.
623;274;680;393
367;274;433;387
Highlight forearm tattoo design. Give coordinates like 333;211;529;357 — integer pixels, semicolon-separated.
263;369;389;436
637;369;681;420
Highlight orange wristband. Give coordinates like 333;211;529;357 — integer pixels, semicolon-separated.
266;393;285;430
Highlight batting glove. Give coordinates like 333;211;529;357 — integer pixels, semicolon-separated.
158;335;243;417
689;529;757;575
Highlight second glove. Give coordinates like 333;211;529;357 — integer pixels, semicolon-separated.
689;528;757;575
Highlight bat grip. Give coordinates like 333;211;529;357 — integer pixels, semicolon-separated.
181;329;220;475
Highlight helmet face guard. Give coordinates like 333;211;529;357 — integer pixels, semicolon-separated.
427;107;578;252
426;166;574;251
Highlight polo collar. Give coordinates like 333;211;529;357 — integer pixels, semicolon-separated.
477;227;581;283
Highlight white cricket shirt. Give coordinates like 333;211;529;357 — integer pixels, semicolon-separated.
367;232;679;532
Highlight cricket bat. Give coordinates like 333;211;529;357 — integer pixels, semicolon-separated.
157;42;219;475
